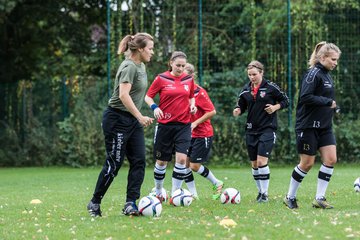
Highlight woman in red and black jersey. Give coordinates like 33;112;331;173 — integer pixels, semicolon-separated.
182;63;224;201
145;51;197;199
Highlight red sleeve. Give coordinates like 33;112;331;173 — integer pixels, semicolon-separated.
189;79;195;99
146;75;162;98
197;88;215;112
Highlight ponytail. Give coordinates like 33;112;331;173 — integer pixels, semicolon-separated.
117;35;133;55
308;41;341;68
117;33;153;56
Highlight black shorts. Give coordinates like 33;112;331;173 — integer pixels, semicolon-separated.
246;131;276;161
153;123;191;161
188;137;213;163
296;128;336;156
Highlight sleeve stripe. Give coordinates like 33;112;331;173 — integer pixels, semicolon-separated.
238;90;250;97
305;68;320;83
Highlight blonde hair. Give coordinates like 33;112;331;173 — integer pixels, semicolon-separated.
117;32;153;55
184;63;195;75
308;41;341;67
247;60;264;73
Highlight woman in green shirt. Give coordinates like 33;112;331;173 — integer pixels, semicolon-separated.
87;32;154;217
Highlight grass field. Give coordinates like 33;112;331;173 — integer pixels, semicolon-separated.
0;164;359;240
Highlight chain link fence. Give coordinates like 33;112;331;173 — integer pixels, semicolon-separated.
1;1;360;165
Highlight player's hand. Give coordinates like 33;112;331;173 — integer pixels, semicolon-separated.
154;108;164;119
233;108;241;116
191;122;198;131
190;104;197;114
264;104;278;114
139;116;154;127
330;100;337;109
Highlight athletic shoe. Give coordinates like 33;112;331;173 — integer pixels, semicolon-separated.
312;197;333;209
155;194;165;203
212;180;224;200
169;196;174;205
122;202;140;216
258;193;268;203
192;194;200;201
87;201;102;217
256;192;262;202
283;196;298;209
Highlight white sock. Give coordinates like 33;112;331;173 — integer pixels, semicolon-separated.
316;164;334;199
172;163;186;195
197;165;219;185
154;163;166;195
287;165;307;199
258;165;270;195
252;167;261;193
184;168;198;196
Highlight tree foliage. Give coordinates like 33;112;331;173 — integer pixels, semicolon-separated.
1;0;360;166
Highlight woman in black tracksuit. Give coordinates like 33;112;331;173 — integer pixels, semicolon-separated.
233;60;289;203
87;33;155;217
284;41;341;209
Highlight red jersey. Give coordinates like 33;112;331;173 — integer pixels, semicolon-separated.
146;71;195;124
191;85;215;137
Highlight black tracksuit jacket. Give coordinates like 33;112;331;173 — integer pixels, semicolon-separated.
295;63;335;131
236;79;289;134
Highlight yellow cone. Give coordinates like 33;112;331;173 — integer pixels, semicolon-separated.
219;218;237;228
30;199;42;204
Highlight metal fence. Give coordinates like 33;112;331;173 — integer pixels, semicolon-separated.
2;0;360;165
106;0;360;123
103;0;360;164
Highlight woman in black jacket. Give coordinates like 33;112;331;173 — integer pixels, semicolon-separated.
284;42;341;209
233;60;289;203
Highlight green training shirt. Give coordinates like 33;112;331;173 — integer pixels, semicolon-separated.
108;59;148;112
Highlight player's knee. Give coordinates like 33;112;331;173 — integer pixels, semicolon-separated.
190;163;200;172
156;160;167;167
299;161;314;172
324;157;337;166
176;159;186;165
175;156;187;165
257;159;268;167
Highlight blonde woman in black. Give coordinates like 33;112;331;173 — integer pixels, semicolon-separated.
284;42;341;209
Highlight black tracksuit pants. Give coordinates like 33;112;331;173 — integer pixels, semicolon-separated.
91;107;145;204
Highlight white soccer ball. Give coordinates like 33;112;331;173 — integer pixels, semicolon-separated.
220;187;241;204
354;177;360;192
149;187;168;202
138;196;162;217
170;188;193;207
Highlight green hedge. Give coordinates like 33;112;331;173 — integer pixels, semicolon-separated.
1;73;359;167
2;105;357;167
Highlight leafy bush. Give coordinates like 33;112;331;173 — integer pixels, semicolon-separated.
0;71;358;167
0;119;58;167
334;118;360;163
55;78;106;167
0;121;21;166
56;111;104;167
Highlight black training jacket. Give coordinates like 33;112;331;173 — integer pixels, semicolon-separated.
295;63;335;130
235;79;289;134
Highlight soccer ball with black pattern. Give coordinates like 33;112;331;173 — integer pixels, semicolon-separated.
220;188;241;204
354;177;360;192
138;196;162;217
170;188;193;207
